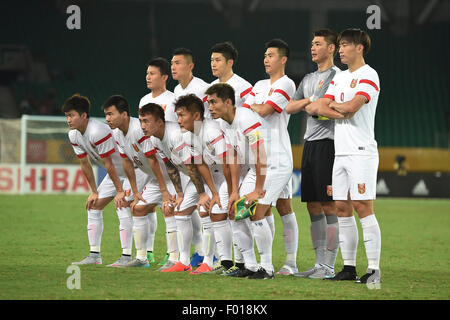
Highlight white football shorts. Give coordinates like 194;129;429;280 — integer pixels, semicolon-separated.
199;171;228;214
166;171;199;212
332;154;379;201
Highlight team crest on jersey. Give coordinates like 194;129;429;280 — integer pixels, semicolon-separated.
326;185;333;197
318;80;324;90
350;79;358;88
268;88;274;96
132;143;139;152
358;183;366;194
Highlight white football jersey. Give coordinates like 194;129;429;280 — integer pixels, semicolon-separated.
69;119;124;176
211;73;253;108
139;90;178;123
324;64;380;156
183;119;228;173
243;75;296;172
150;121;192;176
174;76;211;119
221;107;267;172
112;117;169;180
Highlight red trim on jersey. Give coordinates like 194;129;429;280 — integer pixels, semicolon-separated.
356;91;371;103
94;133;112;146
359;79;379;91
250;91;255;96
184;155;194;164
202;96;208;103
145;148;157;157
323;94;335;101
217;150;227;158
242;103;251;109
240;87;253;98
243;122;261;135
138;136;149;144
330;81;334;85
266;100;282;113
274;89;290;101
210;133;225;145
162;157;169;163
77;152;87;159
120;153;128;158
71;142;79;146
100;148;115;158
175;142;188;152
250;139;264;149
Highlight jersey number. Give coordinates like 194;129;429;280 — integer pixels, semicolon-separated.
133;156;143;167
340;92;344;102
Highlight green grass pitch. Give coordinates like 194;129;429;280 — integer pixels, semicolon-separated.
0;195;449;300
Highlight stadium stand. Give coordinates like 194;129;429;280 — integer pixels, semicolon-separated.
1;0;448;149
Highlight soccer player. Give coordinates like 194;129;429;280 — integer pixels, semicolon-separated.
210;42;253;108
102;95;182;267
207;82;275;279
243;39;298;276
175;94;231;274
209;41;253;269
139;57;178;123
171;47;211;265
63;94;133;266
285;29;341;279
172;47;211;119
306;29;382;285
138;102;219;272
138;57;179;265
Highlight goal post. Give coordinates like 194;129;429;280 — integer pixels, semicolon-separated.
0;115;105;194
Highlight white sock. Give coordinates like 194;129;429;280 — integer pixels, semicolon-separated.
133;216;149;261
164;216;178;262
360;214;381;270
229;220;245;264
191;209;203;255
146;211;157;253
281;213;298;268
117;207;133;256
338;216;359;266
175;215;193;266
252;219;274;273
265;214;275;237
231;219;258;271
200;216;215;268
87;209;103;253
213;219;233;262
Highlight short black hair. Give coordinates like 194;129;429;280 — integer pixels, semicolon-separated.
147;57;171;76
172;47;194;63
265;38;290;58
205;83;236;106
174;94;204;120
211;41;238;62
338;28;372;55
313;28;339;56
101;95;130;116
61;94;90;118
138;103;165;123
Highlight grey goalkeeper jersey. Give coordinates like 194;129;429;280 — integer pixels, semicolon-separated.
293;66;341;141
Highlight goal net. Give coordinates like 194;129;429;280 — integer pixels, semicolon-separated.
0;115;104;194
